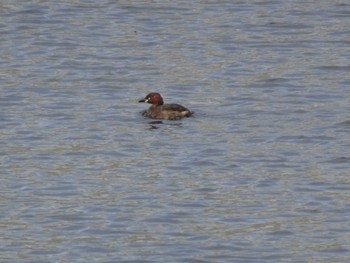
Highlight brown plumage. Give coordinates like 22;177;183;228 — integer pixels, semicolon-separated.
139;92;192;120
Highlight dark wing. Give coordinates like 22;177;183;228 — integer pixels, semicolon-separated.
161;103;190;112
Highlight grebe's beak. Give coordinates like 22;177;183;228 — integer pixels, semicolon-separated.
139;97;150;103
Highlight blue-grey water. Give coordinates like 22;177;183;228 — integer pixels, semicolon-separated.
1;1;350;262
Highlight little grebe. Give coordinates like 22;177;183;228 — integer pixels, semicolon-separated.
139;92;192;120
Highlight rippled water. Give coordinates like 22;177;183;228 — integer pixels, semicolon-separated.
1;1;350;262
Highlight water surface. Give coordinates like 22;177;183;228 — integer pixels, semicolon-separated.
1;1;350;262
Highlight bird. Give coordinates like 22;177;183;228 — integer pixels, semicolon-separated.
139;92;192;120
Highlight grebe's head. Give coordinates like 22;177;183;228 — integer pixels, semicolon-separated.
138;92;164;105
